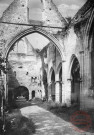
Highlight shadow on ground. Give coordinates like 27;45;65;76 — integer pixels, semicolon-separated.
4;100;36;135
36;100;94;134
4;98;94;134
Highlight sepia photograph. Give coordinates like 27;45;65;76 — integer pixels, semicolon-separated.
0;0;94;134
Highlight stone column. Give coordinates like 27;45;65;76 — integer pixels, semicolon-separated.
0;75;4;117
41;81;45;98
62;61;71;107
61;61;66;105
60;81;63;103
83;50;93;110
4;73;8;102
55;81;60;103
79;51;84;110
29;90;31;100
4;62;8;103
64;79;71;107
66;79;72;107
48;82;51;101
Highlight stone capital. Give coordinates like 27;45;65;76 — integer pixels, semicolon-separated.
55;81;63;84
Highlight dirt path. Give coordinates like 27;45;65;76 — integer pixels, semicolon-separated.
20;105;92;135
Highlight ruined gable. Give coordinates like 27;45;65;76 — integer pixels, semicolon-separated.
1;0;29;23
41;0;67;28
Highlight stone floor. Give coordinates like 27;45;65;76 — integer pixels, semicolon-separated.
20;105;93;135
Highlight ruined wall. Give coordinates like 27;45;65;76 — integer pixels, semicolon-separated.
0;0;67;56
8;37;42;100
42;0;67;27
47;43;62;82
41;0;67;34
0;0;67;103
0;0;31;56
46;42;62;101
0;0;93;109
1;0;28;23
69;0;94;110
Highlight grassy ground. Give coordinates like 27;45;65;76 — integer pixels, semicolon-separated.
4;101;36;135
36;100;94;133
3;98;94;134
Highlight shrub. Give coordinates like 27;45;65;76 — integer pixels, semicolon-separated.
6;116;36;135
47;101;67;112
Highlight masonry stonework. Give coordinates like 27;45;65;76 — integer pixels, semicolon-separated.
0;0;94;110
8;37;43;100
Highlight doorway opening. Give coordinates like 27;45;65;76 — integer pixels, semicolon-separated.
32;90;35;99
43;69;48;100
51;69;55;101
14;86;29;100
71;57;80;104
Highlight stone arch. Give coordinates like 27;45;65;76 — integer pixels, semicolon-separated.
49;67;55;83
4;27;65;102
56;62;62;103
88;17;94;51
14;86;29;100
48;67;55;101
84;11;94;94
85;8;94;50
51;69;55;82
70;55;80;104
68;54;78;79
56;62;62;78
4;27;64;60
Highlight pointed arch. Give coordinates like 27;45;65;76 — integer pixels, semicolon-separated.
85;8;94;50
56;62;62;75
4;27;65;61
49;67;55;82
69;55;80;104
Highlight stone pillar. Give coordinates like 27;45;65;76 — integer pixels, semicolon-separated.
61;61;66;105
3;73;8;102
79;51;84;110
29;90;31;100
66;79;72;107
0;75;4;117
4;62;8;103
41;81;45;98
64;79;71;107
83;50;93;110
60;81;63;103
48;82;51;101
62;61;71;107
55;81;60;103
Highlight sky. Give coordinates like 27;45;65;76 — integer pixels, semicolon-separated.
0;0;87;19
26;33;50;49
